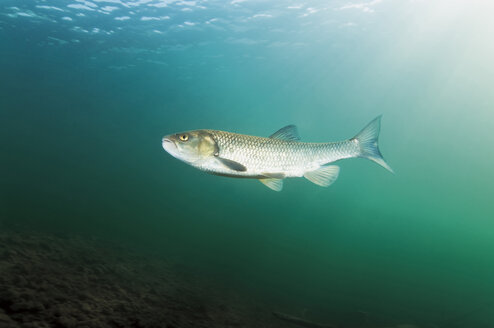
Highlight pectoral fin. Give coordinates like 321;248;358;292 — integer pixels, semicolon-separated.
215;157;247;172
304;165;340;187
259;178;283;191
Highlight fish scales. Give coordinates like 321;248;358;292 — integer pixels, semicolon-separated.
207;130;359;177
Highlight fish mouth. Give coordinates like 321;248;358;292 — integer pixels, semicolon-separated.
162;137;174;147
162;137;179;156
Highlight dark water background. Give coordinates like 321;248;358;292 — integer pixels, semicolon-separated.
2;0;494;326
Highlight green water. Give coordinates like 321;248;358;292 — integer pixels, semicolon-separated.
2;0;494;325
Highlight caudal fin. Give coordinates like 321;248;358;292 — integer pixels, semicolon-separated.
353;116;393;173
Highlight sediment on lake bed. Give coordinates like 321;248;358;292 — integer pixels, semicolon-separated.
0;228;283;328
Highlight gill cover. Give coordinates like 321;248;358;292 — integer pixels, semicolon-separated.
195;130;218;159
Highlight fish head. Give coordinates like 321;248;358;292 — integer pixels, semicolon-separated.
162;130;218;164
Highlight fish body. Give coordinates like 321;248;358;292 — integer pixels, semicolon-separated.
162;116;392;191
199;130;357;178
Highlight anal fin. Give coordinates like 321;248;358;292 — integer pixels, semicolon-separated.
259;178;283;191
304;165;340;187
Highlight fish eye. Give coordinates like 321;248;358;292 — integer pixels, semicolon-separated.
179;134;189;142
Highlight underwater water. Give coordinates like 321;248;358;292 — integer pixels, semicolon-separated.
2;0;494;326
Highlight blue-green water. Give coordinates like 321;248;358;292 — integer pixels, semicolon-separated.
2;0;494;326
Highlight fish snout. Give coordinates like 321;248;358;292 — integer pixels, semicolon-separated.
162;136;178;154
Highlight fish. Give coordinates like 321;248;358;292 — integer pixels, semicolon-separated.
162;116;393;191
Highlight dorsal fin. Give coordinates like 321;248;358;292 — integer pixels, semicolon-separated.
269;125;300;141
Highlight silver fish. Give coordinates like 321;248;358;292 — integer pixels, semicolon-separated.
162;116;392;191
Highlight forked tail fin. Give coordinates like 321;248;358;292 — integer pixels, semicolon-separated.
353;115;393;173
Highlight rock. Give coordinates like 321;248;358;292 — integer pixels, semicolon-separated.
0;310;18;328
57;316;77;328
9;301;44;313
